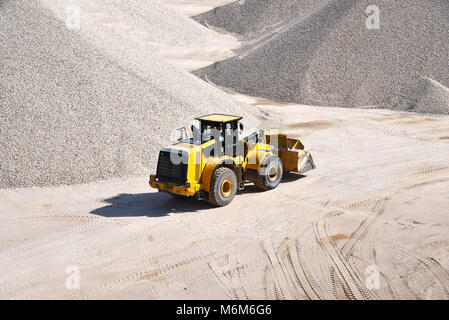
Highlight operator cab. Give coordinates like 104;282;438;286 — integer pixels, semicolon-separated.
195;114;243;156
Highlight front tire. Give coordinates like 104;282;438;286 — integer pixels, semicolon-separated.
255;155;283;190
209;167;237;207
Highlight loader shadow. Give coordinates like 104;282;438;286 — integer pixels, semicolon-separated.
282;172;307;183
90;192;213;218
239;173;307;194
90;174;307;218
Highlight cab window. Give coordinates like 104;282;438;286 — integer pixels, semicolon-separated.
201;122;222;143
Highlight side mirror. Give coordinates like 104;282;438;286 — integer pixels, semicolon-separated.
191;125;200;142
239;123;244;131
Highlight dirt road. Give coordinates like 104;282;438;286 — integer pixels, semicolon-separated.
1;101;449;299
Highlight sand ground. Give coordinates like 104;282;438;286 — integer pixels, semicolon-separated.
1;0;449;299
1;101;449;299
160;0;235;17
157;0;241;70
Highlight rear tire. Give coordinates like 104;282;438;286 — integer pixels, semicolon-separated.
255;155;283;190
209;167;237;207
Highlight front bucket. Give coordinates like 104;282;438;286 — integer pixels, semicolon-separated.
297;151;316;174
266;134;316;174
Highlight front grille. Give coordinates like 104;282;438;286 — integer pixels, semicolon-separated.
156;150;188;185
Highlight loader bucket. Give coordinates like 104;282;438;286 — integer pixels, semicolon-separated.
296;150;316;174
266;134;316;174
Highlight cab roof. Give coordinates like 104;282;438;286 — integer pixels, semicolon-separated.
195;114;242;123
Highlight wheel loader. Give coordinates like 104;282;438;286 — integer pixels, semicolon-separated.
149;114;315;207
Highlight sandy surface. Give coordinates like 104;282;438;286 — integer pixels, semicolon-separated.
160;0;235;17
1;0;449;300
156;0;241;70
1;102;449;299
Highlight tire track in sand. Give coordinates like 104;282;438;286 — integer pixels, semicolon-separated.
313;219;371;300
341;197;389;258
207;254;249;300
262;240;296;300
285;238;321;300
382;241;449;299
262;238;324;300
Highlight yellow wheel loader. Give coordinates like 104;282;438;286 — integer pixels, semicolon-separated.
149;114;315;207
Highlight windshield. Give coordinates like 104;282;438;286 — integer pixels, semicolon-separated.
201;122;223;143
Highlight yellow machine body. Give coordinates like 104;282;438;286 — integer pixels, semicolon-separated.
149;114;315;202
149;139;267;197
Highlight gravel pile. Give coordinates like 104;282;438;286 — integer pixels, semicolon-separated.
71;0;216;47
194;0;330;40
391;77;449;115
0;0;259;189
194;0;449;111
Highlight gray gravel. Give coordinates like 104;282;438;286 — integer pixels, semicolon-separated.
194;0;330;40
391;77;449;115
0;0;259;189
80;0;216;47
194;0;449;111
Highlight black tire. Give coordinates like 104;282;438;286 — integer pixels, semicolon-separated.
254;155;283;191
209;167;237;207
